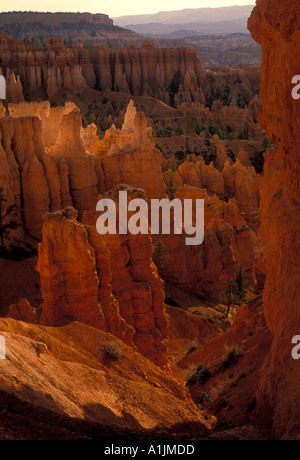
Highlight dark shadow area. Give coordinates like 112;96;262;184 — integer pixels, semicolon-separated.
0;386;210;440
164;297;179;308
0;388;146;440
0;256;41;317
0;381;275;440
0;245;37;261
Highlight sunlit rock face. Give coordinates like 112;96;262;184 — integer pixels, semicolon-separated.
248;0;300;439
37;202;169;369
0;102;99;239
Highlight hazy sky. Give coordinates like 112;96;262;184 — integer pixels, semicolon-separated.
2;1;255;18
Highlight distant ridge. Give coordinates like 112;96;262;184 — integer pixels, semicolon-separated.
114;6;255;26
114;5;255;37
0;12;113;26
0;11;140;42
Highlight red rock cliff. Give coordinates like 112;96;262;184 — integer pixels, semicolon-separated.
0;33;206;106
248;0;300;439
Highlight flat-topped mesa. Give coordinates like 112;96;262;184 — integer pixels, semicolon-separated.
248;0;300;439
0;12;113;27
155;184;258;299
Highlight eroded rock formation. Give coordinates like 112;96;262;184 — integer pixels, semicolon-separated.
0;99;259;305
157;185;258;299
37;203;169;368
0;101;99;239
0;13;138;43
176;153;260;230
0;33;206;107
248;0;300;439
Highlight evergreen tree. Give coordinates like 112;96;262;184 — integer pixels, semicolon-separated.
0;188;19;253
163;169;178;201
235;265;247;301
153;241;169;276
220;267;247;318
220;278;240;318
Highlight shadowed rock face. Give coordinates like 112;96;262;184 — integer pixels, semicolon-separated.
248;0;300;439
0;32;206;106
0;12;113;27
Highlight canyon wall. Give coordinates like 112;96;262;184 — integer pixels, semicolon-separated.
0;13;139;43
248;0;300;439
0;98;259;366
85;101;259;299
0;33;206;106
37;204;169;368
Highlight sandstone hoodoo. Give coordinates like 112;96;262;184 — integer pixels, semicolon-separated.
248;0;300;440
0;32;206;107
37;202;169;368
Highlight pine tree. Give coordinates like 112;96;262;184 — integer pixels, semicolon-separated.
153;241;169;276
0;188;19;253
220;278;240;318
220;267;247;318
235;265;247;301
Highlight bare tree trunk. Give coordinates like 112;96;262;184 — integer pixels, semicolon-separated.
226;304;231;318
